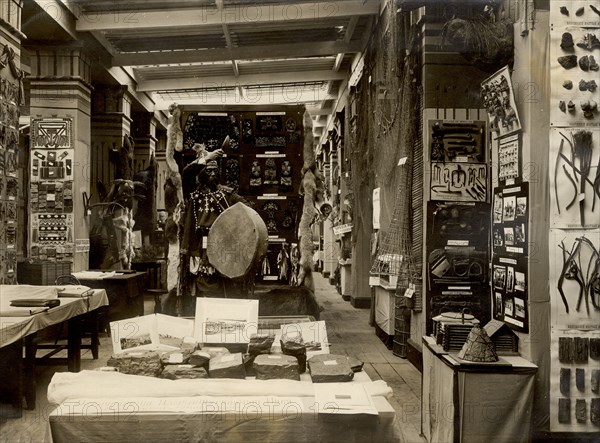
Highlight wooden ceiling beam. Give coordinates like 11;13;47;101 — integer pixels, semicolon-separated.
306;107;333;116
33;0;78;40
75;0;381;32
91;30;116;55
153;87;338;109
137;69;347;92
112;40;363;66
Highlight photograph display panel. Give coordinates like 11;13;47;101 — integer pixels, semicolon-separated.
491;183;530;332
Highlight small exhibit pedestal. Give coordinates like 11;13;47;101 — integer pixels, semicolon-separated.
374;286;395;336
422;336;537;443
339;259;352;300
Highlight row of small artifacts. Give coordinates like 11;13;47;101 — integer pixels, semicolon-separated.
222;156;295;192
183;113;302;152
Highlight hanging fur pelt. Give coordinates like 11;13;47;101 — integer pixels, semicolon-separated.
165;103;184;293
109;135;135;181
166;103;184;207
297;110;325;291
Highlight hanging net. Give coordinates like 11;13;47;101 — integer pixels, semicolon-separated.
369;28;419;293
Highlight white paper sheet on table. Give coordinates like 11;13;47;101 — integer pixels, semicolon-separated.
55;285;93;298
0;306;50;316
47;370;393;405
314;383;378;415
72;271;117;280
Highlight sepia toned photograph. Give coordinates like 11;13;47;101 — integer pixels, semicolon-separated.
503;195;516;222
109;315;160;354
195;298;258;344
515;298;526;319
516;196;527;217
506;266;515;293
493;265;507;290
495;292;503;317
504;297;514;317
515;271;526;293
504;227;515;246
0;1;588;441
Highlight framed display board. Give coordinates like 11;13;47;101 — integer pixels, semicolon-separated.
28;118;75;262
181;106;305;280
425;201;491;334
481;66;522;137
548;228;600;432
548;1;600;433
549;128;600;229
427;118;489;203
492;182;530;333
497;134;522;184
0;74;20;283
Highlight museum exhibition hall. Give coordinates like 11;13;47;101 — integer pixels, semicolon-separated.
0;0;599;442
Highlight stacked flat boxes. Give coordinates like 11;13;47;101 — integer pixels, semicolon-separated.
17;261;72;285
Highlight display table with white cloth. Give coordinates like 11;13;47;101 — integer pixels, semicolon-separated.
47;369;397;442
0;286;108;349
421;336;537;443
0;287;109;416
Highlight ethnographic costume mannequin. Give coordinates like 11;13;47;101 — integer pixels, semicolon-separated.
178;147;247;313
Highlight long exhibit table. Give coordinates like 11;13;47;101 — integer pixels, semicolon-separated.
0;289;109;416
47;370;397;443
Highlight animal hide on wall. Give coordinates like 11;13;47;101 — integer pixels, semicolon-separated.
297;110;326;291
109;135;135;181
89;179;139;270
165;103;184;291
166;103;184;208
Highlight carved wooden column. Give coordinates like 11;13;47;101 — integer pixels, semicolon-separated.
27;45;92;272
91;85;132;189
131;111;159;242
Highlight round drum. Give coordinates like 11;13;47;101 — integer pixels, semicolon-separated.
207;202;268;279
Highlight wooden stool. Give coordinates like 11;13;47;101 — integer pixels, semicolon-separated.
146;288;168;314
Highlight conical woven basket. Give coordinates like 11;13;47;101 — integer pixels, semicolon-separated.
457;324;498;362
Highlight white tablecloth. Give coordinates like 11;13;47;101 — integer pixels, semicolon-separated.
48;371;397;443
0;289;109;348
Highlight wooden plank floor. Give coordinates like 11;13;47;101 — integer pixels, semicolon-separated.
315;272;425;443
0;272;425;442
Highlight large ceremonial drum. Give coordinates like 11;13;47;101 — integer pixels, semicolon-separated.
207;202;268;279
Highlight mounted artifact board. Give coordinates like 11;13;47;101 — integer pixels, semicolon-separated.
181;106;304;282
548;1;600;433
